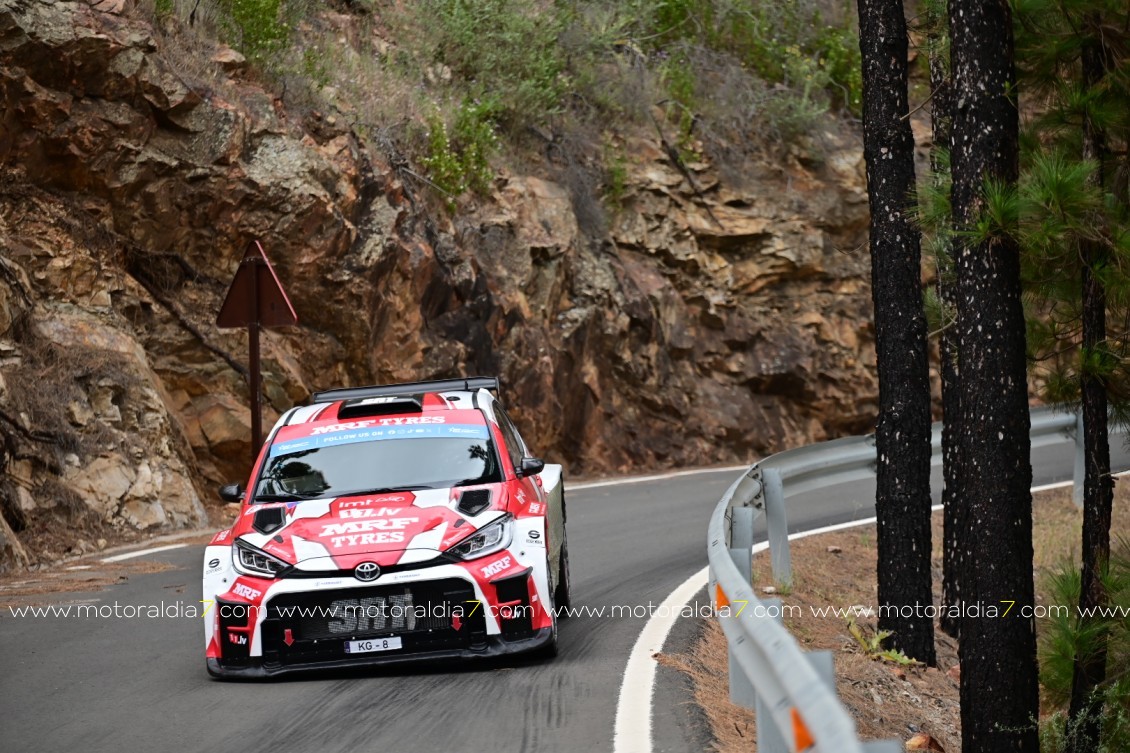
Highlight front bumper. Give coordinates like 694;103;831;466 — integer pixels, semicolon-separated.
206;627;555;679
207;567;548;679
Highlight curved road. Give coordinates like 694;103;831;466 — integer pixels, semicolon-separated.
2;432;1127;753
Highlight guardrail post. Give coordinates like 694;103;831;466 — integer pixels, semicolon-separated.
729;506;754;584
762;467;792;586
755;597;790;753
1073;411;1084;507
727;506;758;709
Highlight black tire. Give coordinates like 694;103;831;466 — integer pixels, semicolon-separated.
534;548;559;659
554;529;571;613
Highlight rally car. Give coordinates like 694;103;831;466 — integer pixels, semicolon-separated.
202;377;570;678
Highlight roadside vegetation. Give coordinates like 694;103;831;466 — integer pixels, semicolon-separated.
137;0;862;211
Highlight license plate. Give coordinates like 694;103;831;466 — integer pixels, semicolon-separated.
344;637;402;654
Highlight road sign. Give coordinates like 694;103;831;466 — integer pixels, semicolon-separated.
217;240;298;464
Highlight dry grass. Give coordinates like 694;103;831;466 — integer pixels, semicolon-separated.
662;476;1130;752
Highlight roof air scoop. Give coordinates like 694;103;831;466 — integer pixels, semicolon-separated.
337;396;423;419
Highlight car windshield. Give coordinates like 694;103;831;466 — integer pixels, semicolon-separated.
254;435;502;501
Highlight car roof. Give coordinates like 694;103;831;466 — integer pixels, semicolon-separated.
266;379;503;443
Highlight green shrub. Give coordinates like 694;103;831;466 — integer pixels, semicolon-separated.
602;143;629;208
1037;543;1130;752
221;0;288;59
420;99;501;203
415;0;568;128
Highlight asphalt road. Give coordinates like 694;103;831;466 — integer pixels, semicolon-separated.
2;430;1127;753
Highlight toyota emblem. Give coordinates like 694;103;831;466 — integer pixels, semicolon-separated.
354;562;381;582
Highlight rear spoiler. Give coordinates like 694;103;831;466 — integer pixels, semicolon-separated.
311;377;500;404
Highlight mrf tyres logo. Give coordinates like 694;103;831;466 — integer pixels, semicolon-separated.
310;417;447;435
320;518;420;548
480;556;513;578
232;583;262;601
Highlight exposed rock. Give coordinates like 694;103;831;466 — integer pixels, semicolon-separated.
0;0;877;567
210;45;245;72
66;455;136;521
906;733;946;752
0;510;30;570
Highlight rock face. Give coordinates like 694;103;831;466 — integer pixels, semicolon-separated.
0;0;876;570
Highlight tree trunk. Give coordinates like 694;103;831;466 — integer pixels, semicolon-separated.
948;0;1040;751
1064;18;1113;753
856;0;936;666
927;0;963;642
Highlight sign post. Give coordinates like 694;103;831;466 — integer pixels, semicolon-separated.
216;240;298;463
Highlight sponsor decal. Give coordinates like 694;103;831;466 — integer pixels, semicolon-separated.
310;420;378;435
271;423;489;457
527;502;543;515
232;583;262;601
376;416;445;426
527;530;541;540
321;518;418;536
339;499;406;509
228;632;248;646
480;556;513;579
338;506;410;518
208;558;221;569
330;532;405;548
211;530;231;544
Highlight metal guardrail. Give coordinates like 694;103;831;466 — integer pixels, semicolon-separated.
707;407;1084;753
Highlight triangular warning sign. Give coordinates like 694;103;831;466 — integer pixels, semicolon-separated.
216;240;298;329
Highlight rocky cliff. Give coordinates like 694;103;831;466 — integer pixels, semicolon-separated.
0;0;876;570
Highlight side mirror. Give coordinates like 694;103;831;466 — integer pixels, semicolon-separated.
219;483;244;503
517;457;545;478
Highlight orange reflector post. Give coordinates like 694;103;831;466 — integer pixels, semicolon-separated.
791;708;815;750
714;583;730;610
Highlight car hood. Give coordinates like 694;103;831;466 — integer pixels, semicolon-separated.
231;485;505;570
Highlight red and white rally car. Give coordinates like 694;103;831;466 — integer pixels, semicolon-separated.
202;377;569;678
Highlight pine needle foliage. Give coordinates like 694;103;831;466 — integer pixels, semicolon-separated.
1013;0;1130;417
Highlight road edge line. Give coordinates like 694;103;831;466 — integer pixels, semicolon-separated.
613;477;1091;753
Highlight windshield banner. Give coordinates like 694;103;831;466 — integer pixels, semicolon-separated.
269;424;490;457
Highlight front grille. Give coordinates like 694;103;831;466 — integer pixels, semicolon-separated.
261;579;487;665
279;554;453;580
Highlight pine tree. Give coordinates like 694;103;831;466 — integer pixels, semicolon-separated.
1013;2;1130;750
920;0;963;642
948;0;1041;750
855;0;936;665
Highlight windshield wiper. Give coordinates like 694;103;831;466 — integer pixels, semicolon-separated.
330;484;438;497
253;491;327;502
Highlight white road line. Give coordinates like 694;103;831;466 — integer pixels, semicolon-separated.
570;465;749;491
101;543;188;563
1031;479;1074;493
613;474;1099;753
612;565;709;753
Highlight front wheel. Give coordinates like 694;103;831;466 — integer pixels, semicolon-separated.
534;547;559;659
554;529;571;613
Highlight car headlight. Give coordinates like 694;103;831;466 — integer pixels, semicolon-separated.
448;515;512;560
232;539;289;578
